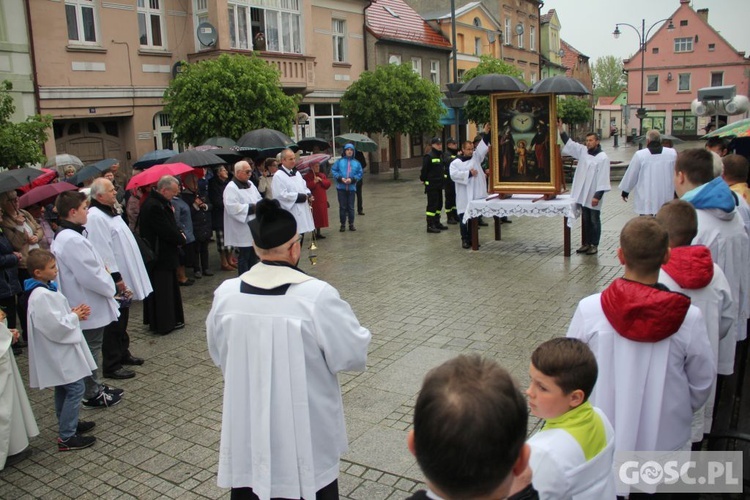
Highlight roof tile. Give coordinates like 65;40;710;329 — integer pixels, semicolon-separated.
366;0;452;49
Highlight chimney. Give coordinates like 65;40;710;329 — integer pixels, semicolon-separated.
697;8;709;23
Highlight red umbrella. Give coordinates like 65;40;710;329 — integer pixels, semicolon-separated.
295;154;331;175
17;168;58;193
18;182;77;209
126;162;198;190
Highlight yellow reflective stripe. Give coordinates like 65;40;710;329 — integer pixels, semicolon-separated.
431;158;441;163
425;181;429;185
426;211;436;216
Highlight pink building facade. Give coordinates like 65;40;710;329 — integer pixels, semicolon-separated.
622;0;749;138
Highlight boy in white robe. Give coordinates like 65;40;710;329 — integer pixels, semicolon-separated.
567;218;715;462
525;338;616;500
656;200;735;445
25;249;97;451
207;199;370;500
405;355;533;500
619;129;677;216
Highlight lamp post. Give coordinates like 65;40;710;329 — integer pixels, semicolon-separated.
613;18;674;137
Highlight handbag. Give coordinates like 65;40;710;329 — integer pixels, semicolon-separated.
134;233;156;267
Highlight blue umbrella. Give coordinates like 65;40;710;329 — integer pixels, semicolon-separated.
132;149;178;169
66;158;119;186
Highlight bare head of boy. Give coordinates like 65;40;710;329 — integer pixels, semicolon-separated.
655;200;698;249
27;249;90;321
674;148;715;198
527;338;597;420
617;217;670;284
408;355;529;500
55;191;88;225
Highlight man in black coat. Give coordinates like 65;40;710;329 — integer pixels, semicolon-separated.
138;176;186;335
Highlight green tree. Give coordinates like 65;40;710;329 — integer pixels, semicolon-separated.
163;54;299;145
462;55;524;125
591;55;625;98
340;63;442;179
557;97;592;127
0;81;52;170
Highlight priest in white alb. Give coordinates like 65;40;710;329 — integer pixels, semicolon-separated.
272;149;315;236
207;198;371;500
619;129;678;216
223;161;262;275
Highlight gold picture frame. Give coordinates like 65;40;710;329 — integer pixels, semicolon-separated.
489;92;561;195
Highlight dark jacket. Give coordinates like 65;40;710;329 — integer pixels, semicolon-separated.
420;147;444;191
181;189;213;242
0;231;20;299
138;190;186;270
208;175;230;230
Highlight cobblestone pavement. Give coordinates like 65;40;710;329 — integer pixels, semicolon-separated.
1;143;687;498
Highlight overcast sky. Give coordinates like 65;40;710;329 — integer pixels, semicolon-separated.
544;0;749;63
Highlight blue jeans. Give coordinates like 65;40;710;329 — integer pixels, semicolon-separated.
582;207;601;246
337;189;355;226
82;327;105;400
237;246;259;275
55;378;85;439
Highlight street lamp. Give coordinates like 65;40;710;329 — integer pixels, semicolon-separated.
613;17;675;137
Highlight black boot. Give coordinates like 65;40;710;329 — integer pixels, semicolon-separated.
434;216;449;230
426;217;440;233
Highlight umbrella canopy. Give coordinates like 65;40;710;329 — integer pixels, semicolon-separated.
44;154;84;170
66;158;120;186
459;74;529;95
165;150;225;168
236;128;298;159
195;145;244;164
19;182;77;209
334;133;378;153
703;118;750;139
0;167;46;194
202;136;237;148
529;76;591;95
126;162;196;191
296;137;331;152
132;149;178;169
634;134;685;145
296;154;331;175
17;168;57;193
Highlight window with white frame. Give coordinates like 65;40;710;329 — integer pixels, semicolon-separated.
504;17;511;45
411;57;421;75
228;0;302;54
474;37;481;56
430;60;440;85
388;54;401;65
530;72;537;84
647;74;659;92
530;25;535;51
65;0;98;44
332;19;346;62
674;37;693;52
137;0;164;48
517;23;524;48
678;73;690;91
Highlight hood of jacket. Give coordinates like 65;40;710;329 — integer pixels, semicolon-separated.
601;278;691;342
687;176;736;213
661;245;714;289
342;143;357;156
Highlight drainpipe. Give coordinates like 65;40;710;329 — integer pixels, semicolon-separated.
23;0;41;116
363;1;373;71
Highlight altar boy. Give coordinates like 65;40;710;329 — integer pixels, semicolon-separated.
567;217;715;458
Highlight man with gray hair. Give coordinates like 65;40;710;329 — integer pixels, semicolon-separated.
619;129;677;216
87;177;152;378
138;176;186;335
223;160;262;275
273;149;315;236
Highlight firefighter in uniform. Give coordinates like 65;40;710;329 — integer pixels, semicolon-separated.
420;137;448;233
443;137;459;224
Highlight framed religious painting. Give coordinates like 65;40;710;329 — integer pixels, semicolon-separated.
489;93;562;195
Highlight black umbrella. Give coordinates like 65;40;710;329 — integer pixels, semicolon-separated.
459;74;529;95
0;167;45;194
296;137;330;152
133;149;178;169
236;128;298;159
66;158;119;186
165;150;225;168
529;76;591;95
202;136;237;148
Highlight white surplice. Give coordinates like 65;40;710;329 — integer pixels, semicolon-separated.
206;263;371;500
86;206;153;300
223;180;262;248
693;208;750;345
660;265;734;440
0;323;38;470
52;229;119;330
450;139;489;215
563;140;611;210
528;407;616;500
618;147;677;215
26;287;97;389
272;168;315;234
567;296;715;453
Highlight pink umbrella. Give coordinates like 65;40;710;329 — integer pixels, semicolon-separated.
18;182;77;209
295;154;331;175
126;162;198;191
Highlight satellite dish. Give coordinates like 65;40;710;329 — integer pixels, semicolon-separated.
197;22;218;47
